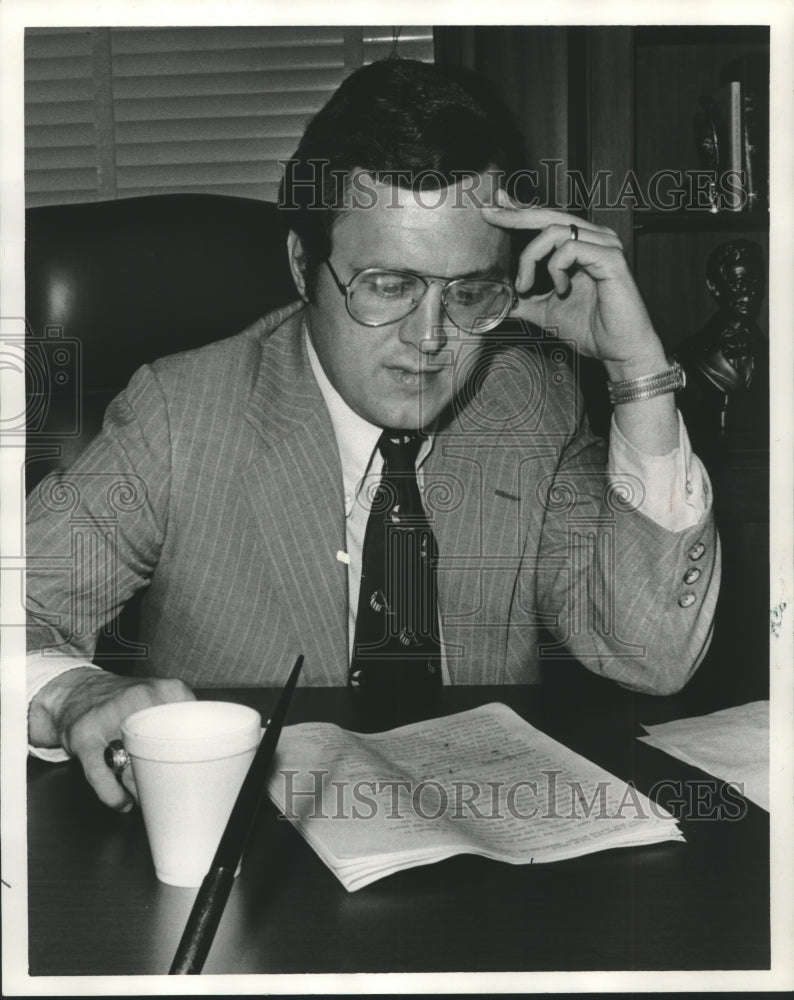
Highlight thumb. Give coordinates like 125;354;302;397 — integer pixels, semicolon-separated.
511;291;551;328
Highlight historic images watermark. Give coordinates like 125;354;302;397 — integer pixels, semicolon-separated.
2;322;82;440
277;769;748;823
280;159;749;213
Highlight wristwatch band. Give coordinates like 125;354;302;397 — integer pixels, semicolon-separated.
606;361;686;405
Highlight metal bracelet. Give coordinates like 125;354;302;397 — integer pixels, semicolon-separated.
606;361;685;405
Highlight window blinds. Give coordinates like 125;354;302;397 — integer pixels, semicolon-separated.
25;28;99;204
24;26;434;207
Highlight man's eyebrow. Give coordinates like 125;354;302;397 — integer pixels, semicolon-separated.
350;262;508;280
449;265;507;280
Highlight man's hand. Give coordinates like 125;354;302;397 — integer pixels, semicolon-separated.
482;195;681;456
29;667;195;811
482;198;668;382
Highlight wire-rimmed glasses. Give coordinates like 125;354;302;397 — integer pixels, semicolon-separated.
325;260;516;334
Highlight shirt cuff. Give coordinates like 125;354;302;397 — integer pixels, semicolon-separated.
27;652;99;762
607;410;712;532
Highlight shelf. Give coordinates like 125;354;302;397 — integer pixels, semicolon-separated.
633;211;769;234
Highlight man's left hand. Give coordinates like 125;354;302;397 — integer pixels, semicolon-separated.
482;200;667;381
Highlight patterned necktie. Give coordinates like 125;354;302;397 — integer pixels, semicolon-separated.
349;430;442;700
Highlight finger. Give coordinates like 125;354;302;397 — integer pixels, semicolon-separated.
152;677;196;705
545;240;626;296
525;222;621;254
120;766;139;805
494;187;519;210
79;739;135;811
482;204;617;238
518;225;620;291
509;289;554;327
513;225;622;294
547;246;572;298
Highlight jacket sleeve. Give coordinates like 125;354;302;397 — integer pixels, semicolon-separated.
26;364;172;663
533;406;720;696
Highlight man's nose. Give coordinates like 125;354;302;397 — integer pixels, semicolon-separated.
398;284;449;354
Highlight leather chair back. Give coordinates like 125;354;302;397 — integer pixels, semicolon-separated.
25;194;298;490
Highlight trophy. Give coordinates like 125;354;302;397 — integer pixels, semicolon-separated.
693;96;723;213
720;54;769;212
693;54;769;213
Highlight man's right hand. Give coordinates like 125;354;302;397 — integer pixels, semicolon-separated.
29;667;195;811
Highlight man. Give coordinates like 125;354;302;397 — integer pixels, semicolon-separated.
26;59;719;811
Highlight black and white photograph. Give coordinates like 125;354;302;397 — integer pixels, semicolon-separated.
1;0;792;994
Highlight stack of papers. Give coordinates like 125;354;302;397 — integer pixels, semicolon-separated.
267;703;683;891
639;701;769;811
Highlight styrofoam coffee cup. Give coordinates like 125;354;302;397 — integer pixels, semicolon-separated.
122;701;261;887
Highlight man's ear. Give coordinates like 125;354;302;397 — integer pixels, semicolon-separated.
287;231;309;301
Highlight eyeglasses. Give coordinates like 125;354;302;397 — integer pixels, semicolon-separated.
325;260;517;334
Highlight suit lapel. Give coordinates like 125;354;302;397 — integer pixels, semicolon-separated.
425;361;553;685
239;307;348;684
426;434;524;684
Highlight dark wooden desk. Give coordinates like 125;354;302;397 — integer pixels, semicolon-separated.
27;682;769;976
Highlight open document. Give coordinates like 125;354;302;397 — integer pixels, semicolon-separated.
267;703;683;891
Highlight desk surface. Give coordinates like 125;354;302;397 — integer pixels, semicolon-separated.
27;681;769;976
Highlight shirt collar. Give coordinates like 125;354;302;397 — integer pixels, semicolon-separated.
304;322;435;517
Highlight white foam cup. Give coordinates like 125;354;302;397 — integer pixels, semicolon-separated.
122;701;261;887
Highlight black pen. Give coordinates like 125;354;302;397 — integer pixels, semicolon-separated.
169;654;304;975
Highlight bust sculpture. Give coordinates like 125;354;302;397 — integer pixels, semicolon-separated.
676;239;766;431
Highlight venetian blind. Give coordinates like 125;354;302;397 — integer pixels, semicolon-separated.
25;25;434;208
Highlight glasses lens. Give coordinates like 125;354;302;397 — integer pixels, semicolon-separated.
348;270;425;326
443;280;513;333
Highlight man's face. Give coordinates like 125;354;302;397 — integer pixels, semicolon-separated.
711;260;763;318
292;176;511;430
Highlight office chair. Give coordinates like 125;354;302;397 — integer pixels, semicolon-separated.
25;193;298;492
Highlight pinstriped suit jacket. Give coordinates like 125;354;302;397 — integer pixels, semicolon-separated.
26;302;719;694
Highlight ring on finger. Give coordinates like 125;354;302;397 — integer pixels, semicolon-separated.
104;739;131;776
569;223;579;242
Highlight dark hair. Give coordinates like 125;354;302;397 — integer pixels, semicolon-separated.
278;58;527;296
706;239;764;285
